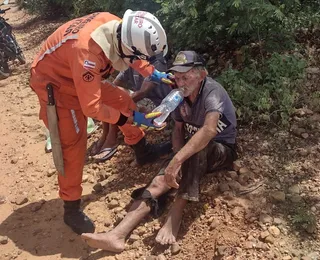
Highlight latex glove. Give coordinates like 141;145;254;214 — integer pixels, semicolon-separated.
133;111;166;130
150;69;175;85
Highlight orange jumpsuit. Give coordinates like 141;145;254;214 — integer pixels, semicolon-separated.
30;12;155;201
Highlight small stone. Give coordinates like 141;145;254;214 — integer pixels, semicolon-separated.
288;185;300;194
38;183;44;188
238;174;250;185
274;218;282;225
259;213;273;224
130;240;140;249
282;256;292;260
256;242;269;251
301;133;309;139
233;160;242;171
291;127;305;137
157;254;166;260
82;175;89;183
93;183;103;192
171;243;181;255
145;256;157;260
311;206;316;212
219;183;230;192
289;195;302;203
239;167;250;174
264;236;275;244
231;207;242;217
10;157;19;164
0;196;6;204
31;199;46;212
138;226;146;236
108;200;119;209
0;236;8;244
227;171;238;180
129;234;140;242
268;226;281;237
243;241;254;249
271;191;286;202
216;246;227;256
260;231;270;239
14;196;28;205
306;67;320;74
209;219;220;230
47;169;56;177
228;181;242;191
305;222;316;234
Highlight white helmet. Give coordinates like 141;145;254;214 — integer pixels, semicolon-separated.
121;9;167;58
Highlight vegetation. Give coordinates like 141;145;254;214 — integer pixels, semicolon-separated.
17;0;320;126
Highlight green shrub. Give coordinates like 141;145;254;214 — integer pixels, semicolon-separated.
218;53;306;126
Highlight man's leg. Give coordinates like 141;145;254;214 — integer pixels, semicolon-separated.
39;101;95;235
81;175;171;252
101;85;172;164
90;122;109;155
92;123;119;160
156;148;209;245
155;141;237;245
155;197;187;245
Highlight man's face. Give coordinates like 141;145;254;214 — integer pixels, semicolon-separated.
174;68;202;97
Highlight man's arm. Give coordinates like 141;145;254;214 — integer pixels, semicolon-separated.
172;120;185;153
131;80;155;103
174;111;220;164
164;112;220;188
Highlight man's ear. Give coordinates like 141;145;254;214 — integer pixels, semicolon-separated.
200;70;207;80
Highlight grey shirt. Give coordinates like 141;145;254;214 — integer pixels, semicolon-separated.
172;77;237;144
115;54;171;106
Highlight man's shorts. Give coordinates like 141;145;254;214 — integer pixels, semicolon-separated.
158;140;237;201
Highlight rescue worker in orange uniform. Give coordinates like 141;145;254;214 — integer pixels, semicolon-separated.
30;10;173;235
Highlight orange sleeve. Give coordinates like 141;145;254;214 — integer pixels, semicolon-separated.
129;59;155;78
69;46;122;124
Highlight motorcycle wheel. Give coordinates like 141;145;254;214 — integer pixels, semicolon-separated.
17;52;26;65
0;63;10;79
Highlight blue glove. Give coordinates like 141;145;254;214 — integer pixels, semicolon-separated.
150;69;175;85
133;111;165;130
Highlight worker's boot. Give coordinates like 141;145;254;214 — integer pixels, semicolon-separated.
131;137;172;165
63;199;95;235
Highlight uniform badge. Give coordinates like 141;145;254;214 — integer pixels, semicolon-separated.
83;71;94;82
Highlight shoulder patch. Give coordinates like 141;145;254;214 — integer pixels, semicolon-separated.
83;71;94;82
83;60;96;69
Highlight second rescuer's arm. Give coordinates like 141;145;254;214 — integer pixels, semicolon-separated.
70;47;128;125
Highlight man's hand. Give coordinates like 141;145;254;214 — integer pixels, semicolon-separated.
150;69;176;86
164;157;181;189
132;111;166;130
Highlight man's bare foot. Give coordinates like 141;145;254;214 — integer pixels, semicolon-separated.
81;232;125;252
155;198;187;245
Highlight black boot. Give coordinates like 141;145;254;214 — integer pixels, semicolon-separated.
63;199;95;235
131;137;172;165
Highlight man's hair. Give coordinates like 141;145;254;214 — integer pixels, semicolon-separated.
192;66;208;76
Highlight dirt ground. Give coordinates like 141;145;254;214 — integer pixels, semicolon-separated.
0;3;320;260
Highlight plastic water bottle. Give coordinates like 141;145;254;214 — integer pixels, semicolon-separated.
153;88;184;126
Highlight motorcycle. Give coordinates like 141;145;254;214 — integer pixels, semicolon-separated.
0;4;26;79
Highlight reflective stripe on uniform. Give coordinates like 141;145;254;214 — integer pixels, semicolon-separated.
36;34;79;65
71;109;80;134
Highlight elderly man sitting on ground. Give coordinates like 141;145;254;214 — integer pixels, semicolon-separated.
81;50;238;252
